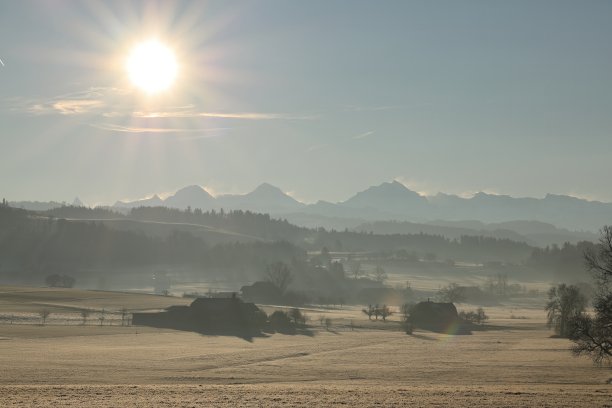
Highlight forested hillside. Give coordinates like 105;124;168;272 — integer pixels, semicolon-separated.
0;203;597;287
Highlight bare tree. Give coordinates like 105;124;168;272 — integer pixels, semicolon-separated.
438;283;466;303
379;304;393;322
289;308;306;326
324;318;332;331
80;310;90;325
373;265;388;284
373;304;381;320
98;309;106;326
400;303;412;322
400;303;414;334
459;307;489;325
120;308;129;326
545;284;586;337
485;273;508;296
265;262;293;294
362;304;375;320
476;307;489;325
571;226;612;365
39;310;50;325
584;225;612;287
349;261;363;279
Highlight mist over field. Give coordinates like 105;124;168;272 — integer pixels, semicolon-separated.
1;1;612;406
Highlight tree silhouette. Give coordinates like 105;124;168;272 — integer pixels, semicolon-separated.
571;226;612;364
459;308;489;325
80;310;90;325
400;303;414;334
373;304;381;320
545;284;586;337
39;310;50;325
289;308;306;326
362;304;375;320
438;283;466;303
379;304;392;322
349;261;363;279
120;308;129;326
265;262;293;294
373;265;387;283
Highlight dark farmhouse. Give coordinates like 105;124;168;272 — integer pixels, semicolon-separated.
132;295;265;336
410;300;471;334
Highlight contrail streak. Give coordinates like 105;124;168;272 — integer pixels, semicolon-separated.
0;57;4;67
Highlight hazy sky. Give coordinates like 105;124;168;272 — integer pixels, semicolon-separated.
1;0;611;205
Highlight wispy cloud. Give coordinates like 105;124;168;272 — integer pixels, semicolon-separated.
52;99;105;115
91;123;230;135
353;130;375;140
343;104;406;112
18;87;125;116
13;87;317;122
132;110;318;120
343;103;432;113
306;143;328;153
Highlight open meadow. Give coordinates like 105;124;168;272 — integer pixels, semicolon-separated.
0;285;610;407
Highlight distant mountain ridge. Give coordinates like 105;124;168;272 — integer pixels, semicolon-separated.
10;181;612;233
107;181;612;232
113;183;304;214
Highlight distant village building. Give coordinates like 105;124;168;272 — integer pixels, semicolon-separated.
132;295;265;336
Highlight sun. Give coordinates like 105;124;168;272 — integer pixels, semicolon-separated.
126;40;178;94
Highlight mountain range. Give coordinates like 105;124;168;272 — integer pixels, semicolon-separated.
110;180;610;234
10;180;611;236
114;183;305;214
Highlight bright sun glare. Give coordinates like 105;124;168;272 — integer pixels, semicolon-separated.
126;40;178;94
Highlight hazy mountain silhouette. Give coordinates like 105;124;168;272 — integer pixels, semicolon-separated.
341;181;429;218
114;194;164;209
112;183;302;214
297;184;612;232
217;183;304;213
96;180;612;232
164;185;216;209
427;192;612;231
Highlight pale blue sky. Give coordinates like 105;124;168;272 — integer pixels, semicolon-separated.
1;0;611;205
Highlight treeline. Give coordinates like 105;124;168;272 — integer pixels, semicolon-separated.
311;230;535;263
0;203;600;291
41;205;541;263
128;206;308;242
527;241;596;281
45;205;121;220
45;205;308;242
0;205;304;279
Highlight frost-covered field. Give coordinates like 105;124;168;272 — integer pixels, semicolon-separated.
3;383;610;407
0;286;610;407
